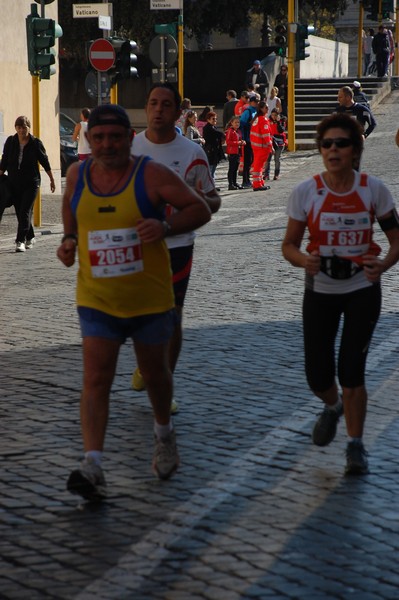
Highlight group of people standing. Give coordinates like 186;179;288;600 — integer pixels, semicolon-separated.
363;25;395;77
184;62;289;193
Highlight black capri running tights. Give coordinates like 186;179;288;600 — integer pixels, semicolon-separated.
303;284;381;392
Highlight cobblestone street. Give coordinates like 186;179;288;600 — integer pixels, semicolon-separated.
1;92;399;599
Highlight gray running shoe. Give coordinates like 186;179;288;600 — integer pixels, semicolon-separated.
345;441;369;475
67;456;107;501
152;430;179;480
312;403;344;446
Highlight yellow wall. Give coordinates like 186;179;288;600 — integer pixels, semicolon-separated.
0;1;61;190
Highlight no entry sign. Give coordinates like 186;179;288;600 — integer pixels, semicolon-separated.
89;38;115;72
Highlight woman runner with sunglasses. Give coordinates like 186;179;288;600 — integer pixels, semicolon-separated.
282;113;399;476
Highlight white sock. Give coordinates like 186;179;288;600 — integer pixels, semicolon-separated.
154;421;173;440
85;450;103;466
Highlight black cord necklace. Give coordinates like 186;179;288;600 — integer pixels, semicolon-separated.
90;160;132;195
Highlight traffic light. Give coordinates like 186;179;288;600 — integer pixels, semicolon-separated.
118;40;138;79
365;0;378;20
382;0;393;18
108;38;138;83
295;24;314;61
274;24;287;57
25;3;62;79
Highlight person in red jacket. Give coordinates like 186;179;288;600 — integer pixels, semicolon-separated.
250;101;273;191
225;116;246;190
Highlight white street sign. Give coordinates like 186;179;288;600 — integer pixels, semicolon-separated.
99;15;112;30
73;3;112;18
150;0;182;9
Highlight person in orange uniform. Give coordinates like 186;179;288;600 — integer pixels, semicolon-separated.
250;101;273;191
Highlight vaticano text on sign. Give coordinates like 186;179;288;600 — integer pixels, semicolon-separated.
150;0;182;9
73;3;112;18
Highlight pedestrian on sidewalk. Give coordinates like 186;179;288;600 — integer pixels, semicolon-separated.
336;86;376;141
335;86;376;170
234;90;249;117
266;86;282;115
225;115;245;190
57;103;211;502
0;115;55;252
239;94;259;188
245;59;269;100
351;81;370;107
183;110;205;146
264;109;287;181
72;107;91;160
250;100;272;191
363;29;374;76
131;84;221;408
282;113;399;476
223;89;238;129
273;65;288;117
196;106;212;136
372;25;390;77
203;111;225;181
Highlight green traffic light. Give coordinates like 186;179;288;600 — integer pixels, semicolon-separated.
274;23;287;57
25;4;63;77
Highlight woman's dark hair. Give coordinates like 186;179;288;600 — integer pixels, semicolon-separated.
315;113;364;160
198;106;212;121
81;107;91;120
15;115;31;128
257;101;268;115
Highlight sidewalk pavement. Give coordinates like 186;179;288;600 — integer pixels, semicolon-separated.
1;92;399;600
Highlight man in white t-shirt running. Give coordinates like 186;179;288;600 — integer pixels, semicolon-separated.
131;83;221;412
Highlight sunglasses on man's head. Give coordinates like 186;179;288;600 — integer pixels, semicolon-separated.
320;137;353;149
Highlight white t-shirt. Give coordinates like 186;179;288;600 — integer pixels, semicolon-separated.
132;132;215;249
77;121;91;155
286;171;395;294
267;96;279;113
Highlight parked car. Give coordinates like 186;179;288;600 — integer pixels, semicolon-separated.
60;112;78;176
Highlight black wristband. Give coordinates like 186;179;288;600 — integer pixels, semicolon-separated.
61;233;78;244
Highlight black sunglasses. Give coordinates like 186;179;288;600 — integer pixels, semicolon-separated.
320;137;353;149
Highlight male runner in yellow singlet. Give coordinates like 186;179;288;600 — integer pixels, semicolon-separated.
57;104;211;501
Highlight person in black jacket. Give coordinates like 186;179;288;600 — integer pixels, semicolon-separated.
336;87;376;139
0;115;55;252
372;25;390;78
203;111;225;183
245;60;269;100
273;64;288;117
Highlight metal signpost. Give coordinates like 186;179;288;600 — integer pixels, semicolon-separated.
88;38;115;105
150;0;184;97
149;34;178;83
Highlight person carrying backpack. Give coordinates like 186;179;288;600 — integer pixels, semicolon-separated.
239;94;259;188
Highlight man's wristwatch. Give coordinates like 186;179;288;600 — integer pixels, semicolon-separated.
162;220;172;237
61;233;78;244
